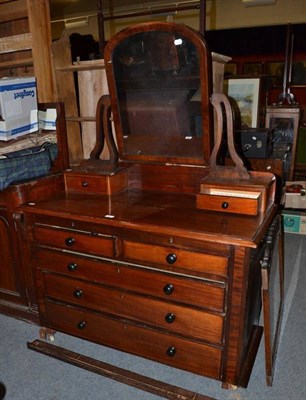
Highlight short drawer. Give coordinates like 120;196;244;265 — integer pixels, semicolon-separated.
65;173;107;194
122;240;228;277
196;192;260;216
64;171;128;195
36;249;226;312
43;300;222;379
33;226;115;257
43;273;224;344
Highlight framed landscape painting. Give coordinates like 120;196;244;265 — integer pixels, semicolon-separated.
224;78;260;128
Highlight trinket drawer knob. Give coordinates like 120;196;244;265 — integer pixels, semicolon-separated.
222;202;229;209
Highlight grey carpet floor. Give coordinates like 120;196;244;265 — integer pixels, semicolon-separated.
0;233;305;400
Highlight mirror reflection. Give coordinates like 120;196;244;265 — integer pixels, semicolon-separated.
111;29;204;160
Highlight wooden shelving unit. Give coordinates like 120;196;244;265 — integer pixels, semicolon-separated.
52;31;109;163
0;0;56;103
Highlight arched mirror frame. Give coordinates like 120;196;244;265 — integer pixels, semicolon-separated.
104;22;213;166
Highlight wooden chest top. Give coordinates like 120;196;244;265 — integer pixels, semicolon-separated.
21;187;277;248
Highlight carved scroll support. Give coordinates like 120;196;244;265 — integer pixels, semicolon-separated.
209;92;250;180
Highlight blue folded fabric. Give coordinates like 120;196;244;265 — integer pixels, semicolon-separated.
0;142;58;191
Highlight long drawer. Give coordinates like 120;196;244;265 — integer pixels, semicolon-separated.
33;225;115;258
43;300;222;380
36;249;226;312
121;240;228;278
43;272;224;344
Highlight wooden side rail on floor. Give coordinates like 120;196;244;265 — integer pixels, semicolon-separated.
28;339;218;400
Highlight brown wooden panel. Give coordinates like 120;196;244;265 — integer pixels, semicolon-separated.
77;61;108;159
122;240;228;277
0;17;31;78
27;0;56;102
225;157;284;179
0;210;29;310
43;273;224;344
0;172;65;210
128;163;210;194
221;246;252;386
52;31;83;164
0;213;16;291
35;248;226;312
0;0;27;22
33;226;115;258
0;57;32;71
43;300;222;379
0;33;31;54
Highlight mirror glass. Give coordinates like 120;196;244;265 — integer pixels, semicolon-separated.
106;24;212;164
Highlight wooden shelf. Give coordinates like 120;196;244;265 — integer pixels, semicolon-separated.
0;57;33;70
56;62;105;73
66;116;96;122
0;33;32;54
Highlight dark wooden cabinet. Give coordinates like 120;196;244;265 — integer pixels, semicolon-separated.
0;174;66;321
0;208;25;311
0;103;69;322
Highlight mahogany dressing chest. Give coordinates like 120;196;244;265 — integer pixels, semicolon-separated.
19;22;282;392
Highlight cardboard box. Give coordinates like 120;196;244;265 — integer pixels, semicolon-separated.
284;181;306;209
282;211;306;235
38;108;57;130
0;77;38;141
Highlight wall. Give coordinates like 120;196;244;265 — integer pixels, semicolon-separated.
51;0;306;41
207;0;306;30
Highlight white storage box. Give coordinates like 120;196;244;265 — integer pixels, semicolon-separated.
0;77;38;141
284;181;306;209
